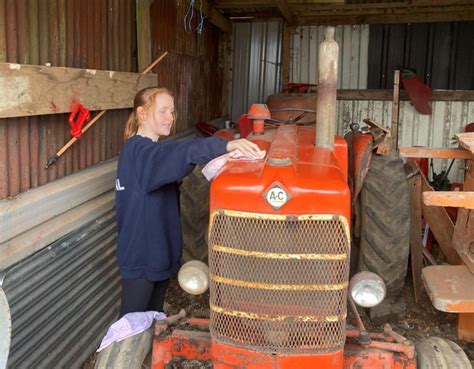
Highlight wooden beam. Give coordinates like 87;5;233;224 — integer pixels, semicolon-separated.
194;0;232;33
423;192;474;209
391;70;400;151
456;132;474;154
281;23;291;88
0;63;157;118
293;3;472;16
136;0;152;72
409;173;423;302
274;0;296;24
419;167;462;265
297;9;474;25
399;147;474;160
337;89;474;102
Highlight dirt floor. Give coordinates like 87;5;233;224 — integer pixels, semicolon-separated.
84;273;474;368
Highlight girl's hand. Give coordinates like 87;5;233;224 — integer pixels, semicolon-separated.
226;139;264;158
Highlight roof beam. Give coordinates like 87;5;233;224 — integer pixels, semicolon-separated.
194;0;232;33
298;7;474;25
274;0;296;24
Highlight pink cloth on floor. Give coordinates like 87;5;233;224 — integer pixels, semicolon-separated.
97;311;166;352
202;149;266;181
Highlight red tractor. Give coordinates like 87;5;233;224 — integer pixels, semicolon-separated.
152;27;471;369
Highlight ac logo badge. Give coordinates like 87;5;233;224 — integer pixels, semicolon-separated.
263;182;290;210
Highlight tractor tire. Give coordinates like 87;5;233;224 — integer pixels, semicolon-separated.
180;166;211;264
94;328;152;369
357;152;410;321
416;337;471;369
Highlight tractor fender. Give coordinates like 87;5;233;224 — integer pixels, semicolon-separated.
345;130;374;204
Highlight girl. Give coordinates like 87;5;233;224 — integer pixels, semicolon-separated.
116;87;261;317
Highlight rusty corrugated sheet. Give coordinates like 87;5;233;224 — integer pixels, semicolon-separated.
0;0;136;199
150;0;224;133
337;98;474;183
230;22;283;121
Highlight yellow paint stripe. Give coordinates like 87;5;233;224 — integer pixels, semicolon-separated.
210;303;345;323
212;244;347;260
210;274;347;291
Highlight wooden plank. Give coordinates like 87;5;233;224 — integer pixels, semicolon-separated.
391;69;400;151
420;170;462;265
399;147;474;160
293;4;472;16
281;22;291;88
274;0;296;24
335;89;474;102
0;63;158;118
194;0;232;33
136;0;152;72
409;173;423;302
456;132;474;154
423;265;474;312
297;9;474;26
453;160;474;272
423;192;474;209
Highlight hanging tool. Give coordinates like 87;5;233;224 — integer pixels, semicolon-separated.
45;51;169;169
68;103;90;139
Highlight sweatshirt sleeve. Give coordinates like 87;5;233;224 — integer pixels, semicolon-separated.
134;136;228;192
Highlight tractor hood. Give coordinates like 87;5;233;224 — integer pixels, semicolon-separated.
210;125;350;221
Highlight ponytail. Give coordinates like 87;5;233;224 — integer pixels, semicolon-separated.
124;111;139;141
123;87;175;142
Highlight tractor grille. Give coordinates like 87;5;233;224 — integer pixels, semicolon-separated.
209;210;351;354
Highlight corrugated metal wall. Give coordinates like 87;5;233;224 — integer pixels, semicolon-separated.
290;25;369;89
337;99;474;182
0;210;120;369
0;0;136;200
368;21;474;89
150;1;225;133
230;22;282;121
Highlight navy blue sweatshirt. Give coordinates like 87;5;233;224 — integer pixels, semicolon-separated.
115;135;228;281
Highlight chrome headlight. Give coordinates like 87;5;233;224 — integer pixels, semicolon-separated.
178;260;209;295
349;271;386;308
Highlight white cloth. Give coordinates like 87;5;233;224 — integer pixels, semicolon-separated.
202;149;266;181
97;311;166;352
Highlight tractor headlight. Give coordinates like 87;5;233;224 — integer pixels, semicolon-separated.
178;260;209;295
349;271;386;308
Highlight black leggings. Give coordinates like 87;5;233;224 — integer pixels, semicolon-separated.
119;278;170;318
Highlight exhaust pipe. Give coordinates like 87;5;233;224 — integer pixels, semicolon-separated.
316;26;339;149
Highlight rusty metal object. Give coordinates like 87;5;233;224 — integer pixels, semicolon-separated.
152;330;212;369
154;309;187;336
248;104;271;135
266;94;316;124
316;26;338;149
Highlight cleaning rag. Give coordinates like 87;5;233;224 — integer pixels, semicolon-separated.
202;149;266;181
97;311;166;352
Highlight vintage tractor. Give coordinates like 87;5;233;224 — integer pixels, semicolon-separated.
150;27;471;369
95;26;471;369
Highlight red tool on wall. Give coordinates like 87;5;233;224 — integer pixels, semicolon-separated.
45;51;169;169
68;103;90;139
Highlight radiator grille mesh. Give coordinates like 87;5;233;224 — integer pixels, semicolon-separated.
209;210;350;354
